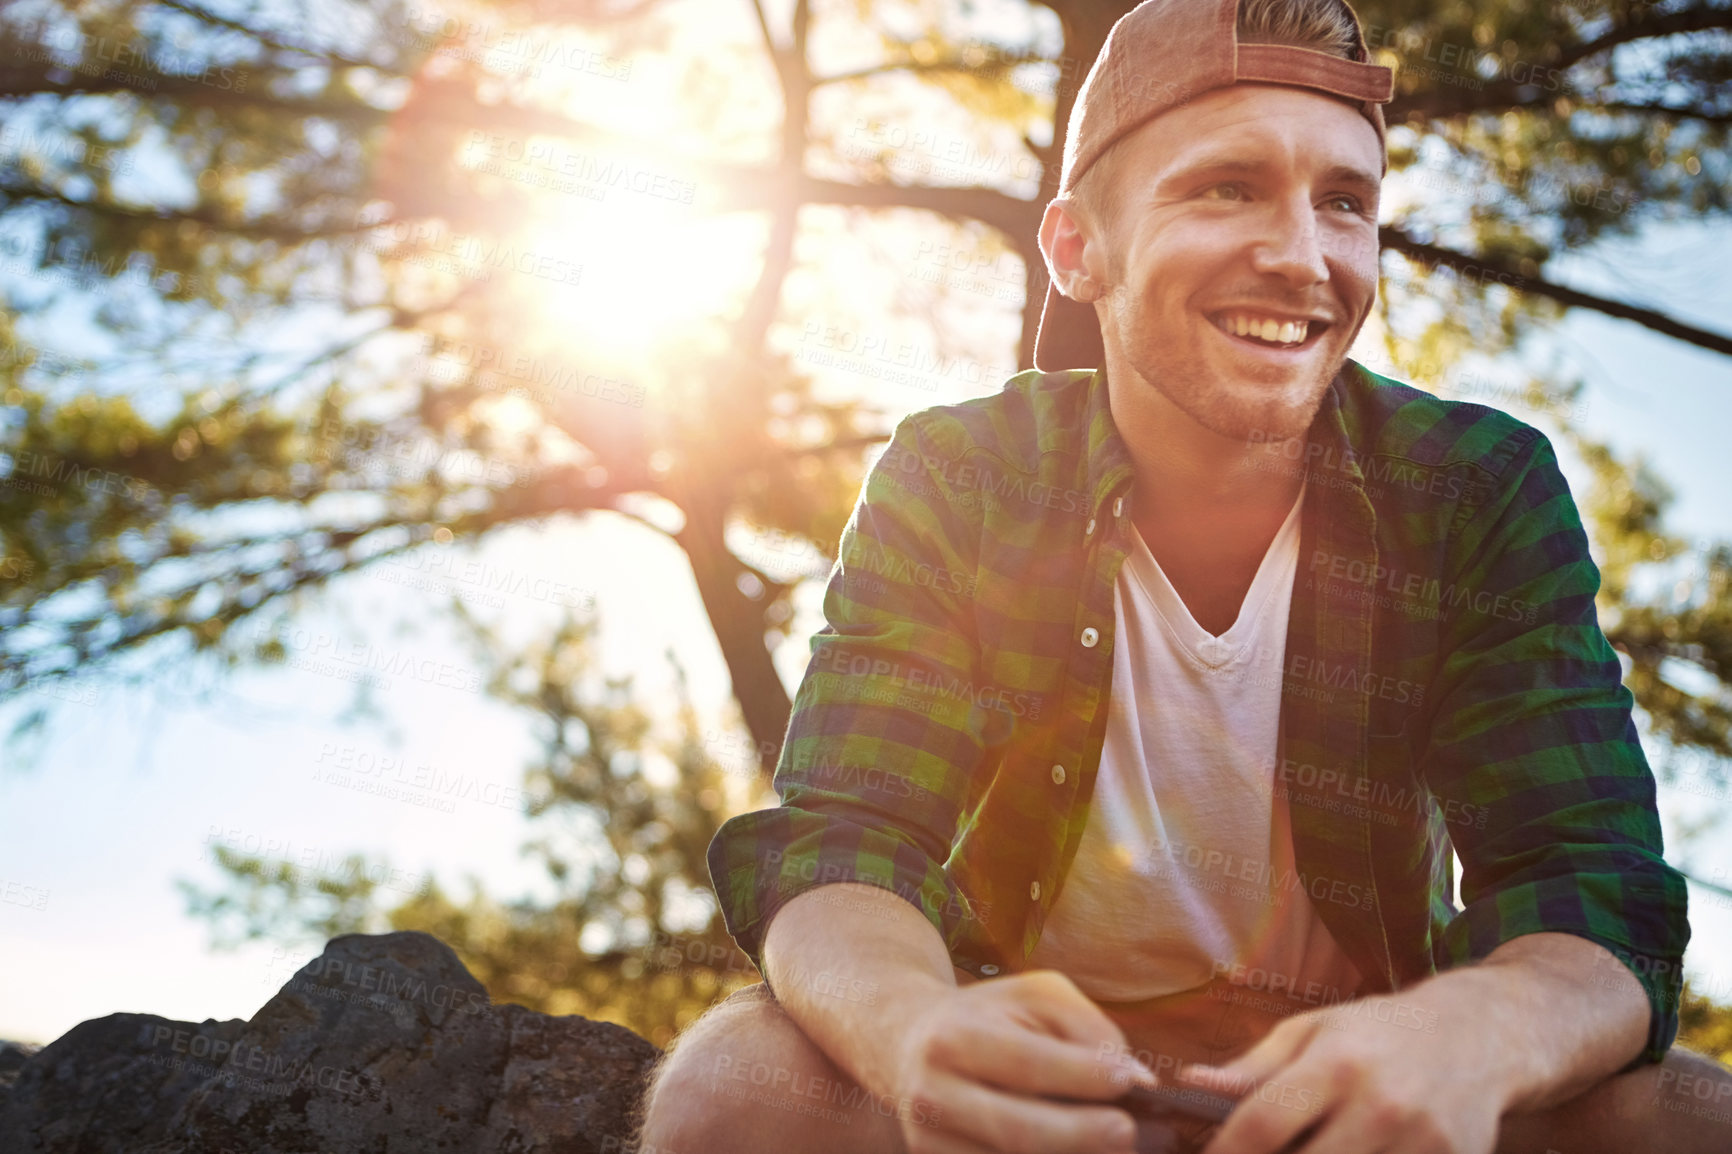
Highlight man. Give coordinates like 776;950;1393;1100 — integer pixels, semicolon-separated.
639;0;1730;1150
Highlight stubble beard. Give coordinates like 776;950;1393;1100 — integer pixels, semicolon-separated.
1145;337;1334;446
1109;282;1344;447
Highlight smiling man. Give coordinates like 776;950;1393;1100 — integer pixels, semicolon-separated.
637;1;1729;1152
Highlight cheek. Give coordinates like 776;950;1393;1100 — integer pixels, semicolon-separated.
1125;234;1221;308
1342;266;1378;320
1322;226;1380;306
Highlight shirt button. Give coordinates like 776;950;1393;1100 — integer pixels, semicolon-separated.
1050;764;1066;785
979;964;999;976
1085;517;1097;535
1030;881;1042;901
1080;627;1099;648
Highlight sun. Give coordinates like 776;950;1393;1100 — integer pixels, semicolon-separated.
477;145;768;367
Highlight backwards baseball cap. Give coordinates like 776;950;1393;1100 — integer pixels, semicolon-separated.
1032;0;1394;373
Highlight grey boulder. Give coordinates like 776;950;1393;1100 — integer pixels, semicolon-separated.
0;931;661;1153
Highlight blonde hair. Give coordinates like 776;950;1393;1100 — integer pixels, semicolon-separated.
1235;0;1360;58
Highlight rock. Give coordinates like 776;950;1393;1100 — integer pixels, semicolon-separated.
0;1039;42;1105
0;931;662;1153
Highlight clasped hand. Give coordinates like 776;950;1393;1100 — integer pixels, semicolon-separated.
1176;987;1509;1154
885;973;1512;1154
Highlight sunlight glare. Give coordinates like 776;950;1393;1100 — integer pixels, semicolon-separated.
520;185;765;367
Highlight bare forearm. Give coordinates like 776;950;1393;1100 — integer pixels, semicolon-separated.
1418;931;1650;1114
761;882;958;1095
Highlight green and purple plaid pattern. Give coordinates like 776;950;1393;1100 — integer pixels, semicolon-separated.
708;360;1690;1066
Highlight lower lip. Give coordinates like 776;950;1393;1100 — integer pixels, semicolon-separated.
1208;320;1324;360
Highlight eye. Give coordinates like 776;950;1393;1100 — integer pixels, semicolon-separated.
1200;182;1248;201
1324;193;1368;214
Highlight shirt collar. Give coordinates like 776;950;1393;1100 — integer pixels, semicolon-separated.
1077;360;1374;526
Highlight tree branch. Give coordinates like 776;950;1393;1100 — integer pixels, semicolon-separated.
0;179;381;241
1388;5;1732;122
1679;867;1732;902
0;67;395;118
713;174;1038;239
1553;3;1732;75
1594;99;1732;128
1379;226;1732;357
151;0;388;71
779;433;891;456
814;54;1048;88
343;85;1043;241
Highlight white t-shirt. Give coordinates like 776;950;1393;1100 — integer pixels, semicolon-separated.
1025;483;1364;1004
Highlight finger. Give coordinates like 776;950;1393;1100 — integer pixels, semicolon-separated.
1276;1097;1405;1154
997;970;1161;1092
1281;1095;1454;1154
1174;1062;1258;1101
1008;969;1136;1050
1197;1067;1331;1154
931;1074;1140;1154
901;1122;1003;1154
940;1022;1155;1102
1181;1013;1323;1096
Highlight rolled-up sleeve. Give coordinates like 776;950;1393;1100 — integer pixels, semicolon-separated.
1423;427;1691;1066
707;412;994;975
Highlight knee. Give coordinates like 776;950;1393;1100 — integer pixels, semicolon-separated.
644;982;779;1098
637;984;836;1152
1651;1044;1732;1111
1496;1046;1732;1154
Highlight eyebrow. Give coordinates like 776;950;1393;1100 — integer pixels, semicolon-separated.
1162;156;1382;201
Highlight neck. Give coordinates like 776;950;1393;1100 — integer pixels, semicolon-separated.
1103;356;1308;525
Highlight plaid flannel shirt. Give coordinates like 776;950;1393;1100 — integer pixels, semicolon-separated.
708;360;1691;1066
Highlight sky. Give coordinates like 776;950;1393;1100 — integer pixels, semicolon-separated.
3;0;1731;1047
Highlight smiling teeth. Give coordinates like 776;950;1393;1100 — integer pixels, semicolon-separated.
1219;315;1309;345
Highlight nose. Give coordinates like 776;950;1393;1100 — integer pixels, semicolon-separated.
1248;194;1329;287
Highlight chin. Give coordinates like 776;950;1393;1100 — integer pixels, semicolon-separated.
1169;363;1335;445
1204;397;1317;444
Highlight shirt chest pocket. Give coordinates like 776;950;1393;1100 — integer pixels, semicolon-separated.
1366;728;1411;777
1361;727;1424;825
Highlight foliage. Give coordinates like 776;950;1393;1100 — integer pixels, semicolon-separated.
1680;983;1732;1064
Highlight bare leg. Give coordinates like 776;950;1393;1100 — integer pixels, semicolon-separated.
636;982;906;1154
1495;1044;1732;1154
635;982;910;1154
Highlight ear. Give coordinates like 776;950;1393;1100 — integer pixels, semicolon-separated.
1038;198;1108;303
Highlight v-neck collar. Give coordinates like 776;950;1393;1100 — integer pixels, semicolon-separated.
1122;480;1307;668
